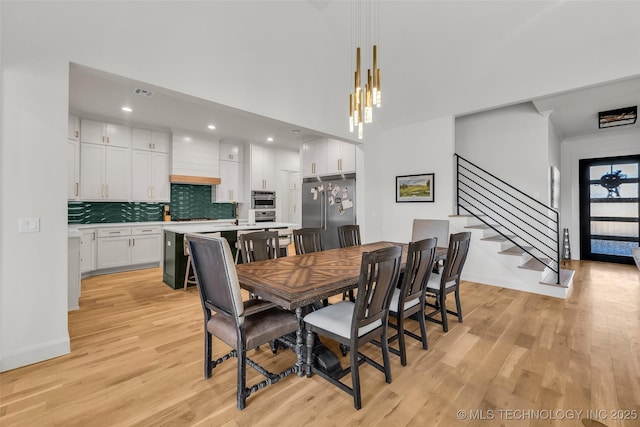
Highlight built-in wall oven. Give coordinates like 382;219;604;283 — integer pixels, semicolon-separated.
251;190;276;209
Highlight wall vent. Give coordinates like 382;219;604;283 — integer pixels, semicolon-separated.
133;88;154;97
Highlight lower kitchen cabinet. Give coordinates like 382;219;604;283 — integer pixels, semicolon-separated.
94;226;162;271
79;228;97;273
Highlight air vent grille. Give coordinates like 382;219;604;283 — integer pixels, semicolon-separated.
133;88;154;97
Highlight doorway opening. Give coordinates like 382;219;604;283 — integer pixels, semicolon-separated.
579;154;640;264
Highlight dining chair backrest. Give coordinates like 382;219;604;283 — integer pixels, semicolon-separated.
411;219;449;247
238;230;280;263
352;245;403;337
338;224;361;248
187;234;244;322
439;232;471;290
293;228;324;255
398;237;438;310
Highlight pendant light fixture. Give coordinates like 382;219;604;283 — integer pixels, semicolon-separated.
349;0;381;139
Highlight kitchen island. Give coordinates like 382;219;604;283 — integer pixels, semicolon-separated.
162;221;298;289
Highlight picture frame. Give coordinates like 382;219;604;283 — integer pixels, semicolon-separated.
396;173;434;203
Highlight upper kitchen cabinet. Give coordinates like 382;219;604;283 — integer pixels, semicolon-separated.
326;138;356;174
80;119;131;148
216;141;244;203
68;114;80;140
80;143;131;201
219;140;243;162
250;144;276;191
132;150;170;202
301;140;327;178
132;128;170;153
68;115;80;200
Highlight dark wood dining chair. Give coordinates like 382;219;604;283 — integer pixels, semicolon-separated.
303;245;402;410
385;237;438;366
425;232;471;332
337;224;361;301
338;224;361;248
238;230;280;264
186;234;298;410
292;227;324;255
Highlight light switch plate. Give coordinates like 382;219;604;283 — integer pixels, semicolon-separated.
18;217;40;233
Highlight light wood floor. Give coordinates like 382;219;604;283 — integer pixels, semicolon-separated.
1;261;639;426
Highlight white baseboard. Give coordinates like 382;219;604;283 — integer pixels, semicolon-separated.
0;337;70;372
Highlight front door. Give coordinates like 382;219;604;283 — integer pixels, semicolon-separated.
579;154;640;264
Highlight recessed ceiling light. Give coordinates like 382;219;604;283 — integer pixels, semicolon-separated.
267;137;274;142
121;106;132;112
184;136;192;142
208;124;216;130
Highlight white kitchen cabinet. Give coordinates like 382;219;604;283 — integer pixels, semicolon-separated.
79;228;97;273
80;119;131;148
67;140;80;200
301;139;327;178
132;128;170;153
131;227;162;264
68;114;80;141
80;143;131;200
97;236;132;269
216;160;243;202
302;138;355;177
250;144;276;191
326;139;356;174
93;225;162;272
132;150;169;201
219;141;243;162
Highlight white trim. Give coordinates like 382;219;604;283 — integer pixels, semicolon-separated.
0;338;70;372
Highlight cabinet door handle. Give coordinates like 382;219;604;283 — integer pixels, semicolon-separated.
141;229;153;232
152;143;155;150
92;232;96;240
149;143;152;149
102;136;105;143
106;184;109;198
75;182;79;197
75;130;79;138
107;136;110;143
132;238;135;246
109;231;120;234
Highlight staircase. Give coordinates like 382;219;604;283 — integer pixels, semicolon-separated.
454;155;574;298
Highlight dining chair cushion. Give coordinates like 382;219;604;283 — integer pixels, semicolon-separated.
208;299;298;350
304;301;382;339
425;273;457;292
388;288;421;314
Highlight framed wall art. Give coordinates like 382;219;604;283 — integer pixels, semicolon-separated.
396;173;434;203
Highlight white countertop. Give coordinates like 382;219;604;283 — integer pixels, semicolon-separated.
69;220;299;234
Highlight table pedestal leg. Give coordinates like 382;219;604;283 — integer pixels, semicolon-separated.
295;306;304;377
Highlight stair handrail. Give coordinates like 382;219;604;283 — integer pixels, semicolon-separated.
455;154;561;284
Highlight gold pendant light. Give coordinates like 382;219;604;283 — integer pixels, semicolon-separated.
349;0;381;139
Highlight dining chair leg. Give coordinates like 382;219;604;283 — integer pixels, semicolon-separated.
418;305;429;350
237;349;247;410
455;290;463;323
440;295;449;332
204;330;213;378
350;344;362;410
381;327;392;383
397;315;407;366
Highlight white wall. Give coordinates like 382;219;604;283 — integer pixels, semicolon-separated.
560;128;640;260
455;103;550;202
364;117;456;244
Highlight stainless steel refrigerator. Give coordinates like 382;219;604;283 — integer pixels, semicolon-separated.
302;174;356;250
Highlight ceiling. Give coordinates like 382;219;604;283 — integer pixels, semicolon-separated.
70;62;640;149
69;64;330;151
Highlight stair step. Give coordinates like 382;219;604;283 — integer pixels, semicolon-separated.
540;268;575;288
518;257;552;271
499;246;533;256
481;235;516;243
465;224;499;230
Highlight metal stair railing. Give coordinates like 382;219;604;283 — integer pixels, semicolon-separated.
455;154;560;284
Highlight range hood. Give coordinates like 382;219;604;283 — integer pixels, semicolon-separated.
169;175;221;185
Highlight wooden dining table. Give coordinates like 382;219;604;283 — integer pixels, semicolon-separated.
235;241;447;375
